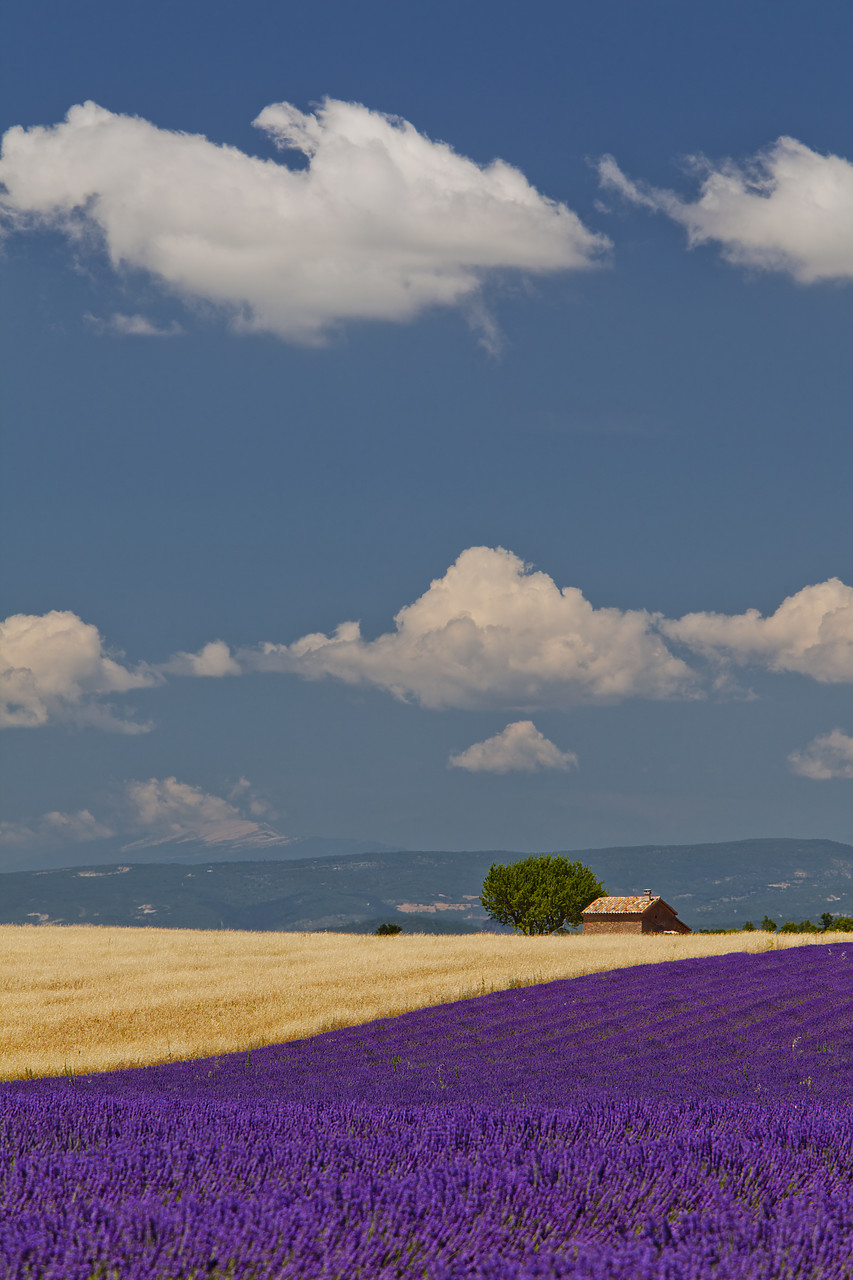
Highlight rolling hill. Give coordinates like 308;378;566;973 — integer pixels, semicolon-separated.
1;837;851;931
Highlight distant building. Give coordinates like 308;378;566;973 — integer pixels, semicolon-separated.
581;890;691;935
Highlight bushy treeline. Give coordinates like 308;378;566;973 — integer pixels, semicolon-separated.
698;911;853;935
756;911;853;933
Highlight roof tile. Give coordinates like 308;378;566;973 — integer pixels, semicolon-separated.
582;895;661;915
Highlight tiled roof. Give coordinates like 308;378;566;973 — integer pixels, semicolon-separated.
582;895;661;915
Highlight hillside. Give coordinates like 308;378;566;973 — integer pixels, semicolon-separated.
1;837;851;930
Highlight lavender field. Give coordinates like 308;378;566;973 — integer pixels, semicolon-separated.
3;944;853;1278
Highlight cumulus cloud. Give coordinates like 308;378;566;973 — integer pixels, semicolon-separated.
0;776;282;853
0;98;609;343
117;775;285;846
788;729;853;780
448;720;578;774
163;640;241;678
229;554;853;705
0;610;158;731
228;775;276;819
599;137;853;282
661;578;853;683
242;546;697;709
14;563;852;736
122;776;255;841
0;809;114;848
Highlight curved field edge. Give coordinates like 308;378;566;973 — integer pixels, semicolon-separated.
0;925;841;1080
3;945;853;1279
27;942;851;1108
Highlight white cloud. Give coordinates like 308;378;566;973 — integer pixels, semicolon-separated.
599;137;853;282
788;729;853;780
448;720;578;774
0;776;283;854
84;312;184;337
228;776;276;819
0;809;114;848
119;775;287;847
226;555;853;706
0;98;609;343
123;776;249;839
661;578;853;683
0;610;158;731
14;565;851;741
163;640;241;677
243;546;697;708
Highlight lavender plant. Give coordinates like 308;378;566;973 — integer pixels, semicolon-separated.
2;944;852;1278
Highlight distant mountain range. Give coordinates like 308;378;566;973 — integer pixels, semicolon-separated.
1;838;851;932
0;827;405;875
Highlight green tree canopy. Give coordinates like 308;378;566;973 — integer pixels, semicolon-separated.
479;856;605;936
821;915;853;932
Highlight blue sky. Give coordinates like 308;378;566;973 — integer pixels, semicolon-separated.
1;0;852;863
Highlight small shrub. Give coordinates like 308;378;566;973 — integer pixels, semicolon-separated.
375;923;403;937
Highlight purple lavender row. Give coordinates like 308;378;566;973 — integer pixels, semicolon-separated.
2;1091;852;1279
52;942;853;1108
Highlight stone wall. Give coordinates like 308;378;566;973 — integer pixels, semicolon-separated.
583;904;690;935
641;903;690;934
582;917;644;935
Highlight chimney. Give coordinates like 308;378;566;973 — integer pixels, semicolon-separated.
644;889;652;900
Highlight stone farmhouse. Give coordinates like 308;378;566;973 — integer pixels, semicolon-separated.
581;890;691;935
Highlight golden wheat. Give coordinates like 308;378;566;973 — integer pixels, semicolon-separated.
1;925;837;1080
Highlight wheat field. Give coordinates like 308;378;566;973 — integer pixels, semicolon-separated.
1;925;839;1081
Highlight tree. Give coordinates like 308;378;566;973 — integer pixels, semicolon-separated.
761;916;777;933
821;915;853;932
480;856;604;935
375;922;403;936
